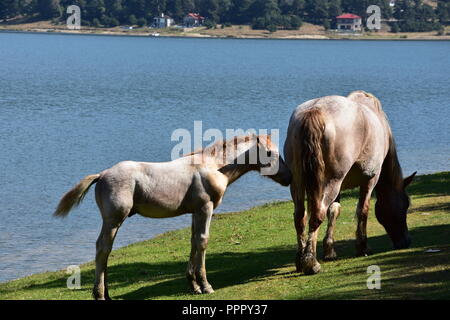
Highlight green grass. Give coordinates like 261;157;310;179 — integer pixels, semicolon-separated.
1;172;449;300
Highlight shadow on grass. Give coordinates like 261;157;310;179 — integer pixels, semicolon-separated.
339;171;450;200
112;223;450;299
407;172;450;197
11;223;448;300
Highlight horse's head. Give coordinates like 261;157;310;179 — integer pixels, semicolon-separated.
256;134;292;187
375;172;416;249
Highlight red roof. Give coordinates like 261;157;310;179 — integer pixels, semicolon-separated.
187;13;204;20
336;13;361;19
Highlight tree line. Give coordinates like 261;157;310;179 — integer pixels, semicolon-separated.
1;0;449;32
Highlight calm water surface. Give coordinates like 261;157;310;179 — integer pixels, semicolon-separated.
0;32;449;282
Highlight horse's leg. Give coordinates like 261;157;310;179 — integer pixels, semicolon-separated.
302;182;341;275
186;220;201;294
93;220;122;300
290;183;307;273
355;178;377;256
323;194;341;261
192;201;214;294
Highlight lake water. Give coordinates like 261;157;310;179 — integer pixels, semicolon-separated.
0;32;449;283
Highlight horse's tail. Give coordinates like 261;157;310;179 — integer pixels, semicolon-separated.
297;108;326;208
53;174;100;217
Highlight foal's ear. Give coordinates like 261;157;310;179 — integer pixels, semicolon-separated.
403;171;417;188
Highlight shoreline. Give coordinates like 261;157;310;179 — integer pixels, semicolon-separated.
1;23;450;41
0;196;289;285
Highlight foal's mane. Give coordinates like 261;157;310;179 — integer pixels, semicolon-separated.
183;134;261;162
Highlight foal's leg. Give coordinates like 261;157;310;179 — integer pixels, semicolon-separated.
302;183;341;275
290;183;307;273
186;221;201;294
355;178;376;256
192;201;214;294
323;194;341;261
93;220;122;300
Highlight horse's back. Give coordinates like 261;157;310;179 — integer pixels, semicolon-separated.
285;93;389;188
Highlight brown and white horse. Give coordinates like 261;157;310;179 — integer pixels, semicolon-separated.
284;91;416;275
54;134;291;299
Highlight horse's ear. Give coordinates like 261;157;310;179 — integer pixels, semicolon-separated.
403;171;417;188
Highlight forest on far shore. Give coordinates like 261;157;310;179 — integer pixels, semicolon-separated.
1;0;449;32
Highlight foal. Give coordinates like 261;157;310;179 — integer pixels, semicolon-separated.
284;91;416;275
54;134;291;299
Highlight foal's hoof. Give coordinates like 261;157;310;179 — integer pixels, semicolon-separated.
192;287;202;294
301;254;321;275
202;285;215;294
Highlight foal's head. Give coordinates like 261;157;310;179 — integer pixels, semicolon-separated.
254;134;292;187
375;172;416;249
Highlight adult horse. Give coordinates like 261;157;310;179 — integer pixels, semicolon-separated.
284;91;416;275
54;134;291;300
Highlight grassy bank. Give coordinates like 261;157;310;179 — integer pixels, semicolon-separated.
1;20;450;40
0;172;449;300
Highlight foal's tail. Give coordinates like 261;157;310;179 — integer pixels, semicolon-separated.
297;108;326;205
53;174;100;217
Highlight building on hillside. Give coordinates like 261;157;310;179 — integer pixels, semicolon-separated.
153;13;174;28
183;13;205;27
336;13;362;32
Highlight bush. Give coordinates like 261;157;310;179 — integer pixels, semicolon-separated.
290;16;302;30
204;19;216;29
323;19;330;30
137;18;147;27
128;14;137;26
267;24;277;33
109;17;119;27
391;23;399;33
251;17;267;30
92;18;101;28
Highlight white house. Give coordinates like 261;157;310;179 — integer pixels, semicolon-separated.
336;13;362;32
183;13;205;27
153;13;174;28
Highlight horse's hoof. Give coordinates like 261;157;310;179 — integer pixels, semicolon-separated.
295;252;303;273
323;250;337;261
301;254;321;275
356;247;372;257
202;285;215;294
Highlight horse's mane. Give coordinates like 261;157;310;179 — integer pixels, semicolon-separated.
373;99;404;191
379;133;404;191
348;90;404;190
